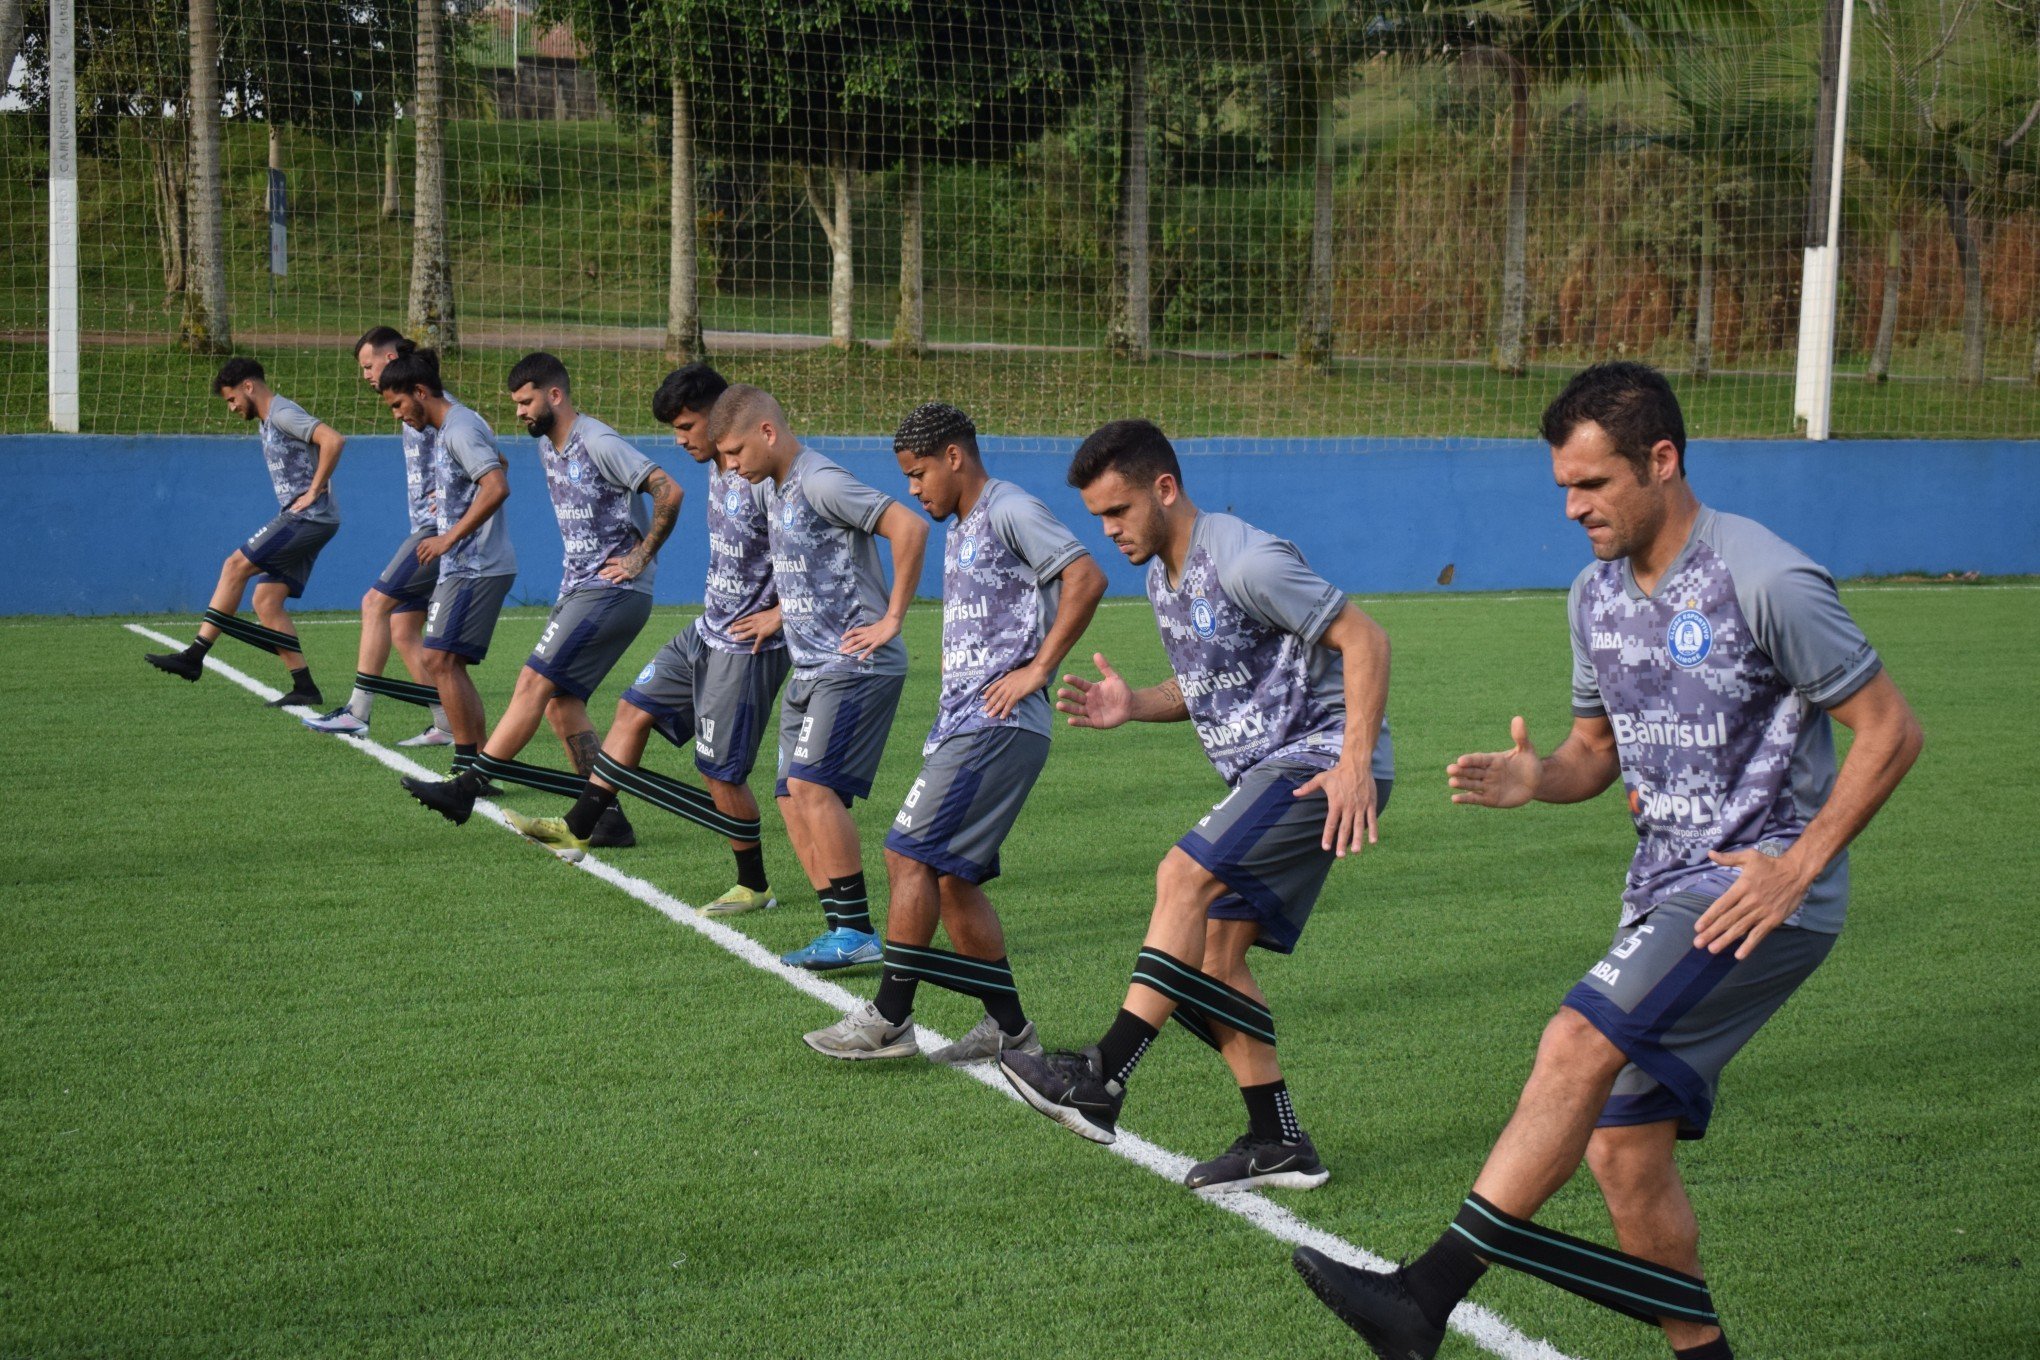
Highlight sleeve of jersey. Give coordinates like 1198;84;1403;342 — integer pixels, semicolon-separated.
1225;540;1345;644
586;431;655;492
1567;574;1606;718
269;398;324;444
446;425;500;482
991;492;1086;584
803;462;893;534
1738;555;1882;709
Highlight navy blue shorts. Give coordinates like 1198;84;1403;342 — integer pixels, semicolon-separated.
243;510;339;599
371;527;440;613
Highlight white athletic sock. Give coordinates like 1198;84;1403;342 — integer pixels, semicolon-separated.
347;687;374;721
429;701;449;732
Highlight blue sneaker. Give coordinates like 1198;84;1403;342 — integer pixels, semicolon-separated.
781;927;883;971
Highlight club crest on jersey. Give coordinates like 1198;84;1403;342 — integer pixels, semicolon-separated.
567;461;583;483
1190;596;1217;638
1667;609;1712;667
724;486;744;515
634;662;656;685
958;536;980;568
780;499;797;527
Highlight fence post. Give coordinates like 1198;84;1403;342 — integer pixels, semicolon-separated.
47;0;79;433
1794;0;1855;441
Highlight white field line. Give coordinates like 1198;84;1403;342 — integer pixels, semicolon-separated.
125;621;1580;1360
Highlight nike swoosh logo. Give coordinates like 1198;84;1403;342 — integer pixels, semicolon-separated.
1249;1154;1300;1175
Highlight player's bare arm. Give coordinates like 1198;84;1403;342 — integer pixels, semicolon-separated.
1292;602;1389;857
288;423;346;513
419;467;508;565
983;553;1107;720
841;500;928;659
1449;713;1620;809
600;467;683;583
1055;652;1188;729
1695;670;1923;958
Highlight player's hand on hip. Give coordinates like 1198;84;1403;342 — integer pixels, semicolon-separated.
1693;846;1816;959
732;604;782;654
982;660;1049;720
597;553;642;584
288;490;319;514
1448;715;1541;809
1295;759;1377;857
1056;653;1131;730
840;614;901;660
416;534;450;565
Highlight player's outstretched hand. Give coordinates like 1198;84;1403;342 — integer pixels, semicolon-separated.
731;604;782;654
982;660;1050;720
1692;846;1816;959
1056;652;1131;730
1294;759;1377;858
1448;715;1542;808
840;614;901;661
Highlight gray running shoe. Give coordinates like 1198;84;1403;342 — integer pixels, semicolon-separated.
926;1015;1043;1065
802;1002;918;1060
1186;1131;1330;1192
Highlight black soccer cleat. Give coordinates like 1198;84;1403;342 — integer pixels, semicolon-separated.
401;774;477;826
266;687;325;709
1292;1248;1445;1360
588;803;636;849
999;1044;1125;1145
145;650;204;682
1185;1131;1330;1193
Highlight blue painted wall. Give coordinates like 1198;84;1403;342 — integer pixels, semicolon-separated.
2;433;2034;615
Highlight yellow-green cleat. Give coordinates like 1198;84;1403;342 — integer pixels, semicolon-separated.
701;884;776;917
503;810;590;862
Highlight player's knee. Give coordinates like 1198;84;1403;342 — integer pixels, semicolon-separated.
785;777;836;812
883;847;931;884
610;701;654;735
1538;1006;1626;1078
361;588;392;617
1155;847;1219;907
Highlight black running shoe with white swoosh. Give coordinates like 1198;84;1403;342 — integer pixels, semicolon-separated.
1185;1131;1330;1192
1291;1247;1446;1360
1000;1045;1125;1144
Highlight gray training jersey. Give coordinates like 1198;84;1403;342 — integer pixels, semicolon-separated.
701;462;782;655
260;395;339;524
539;415;659;597
400;394;457;534
924;478;1087;756
432;404;517;581
1569;504;1882;933
762;447;908;679
1148;512;1392;788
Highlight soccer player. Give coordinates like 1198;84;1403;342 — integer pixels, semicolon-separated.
1290;363;1924;1360
374;351;518;781
506;364;793;914
303;327;457;746
146;357;344;707
712;383;928;971
1001;419;1393;1193
401;353;680;844
803;402;1107;1061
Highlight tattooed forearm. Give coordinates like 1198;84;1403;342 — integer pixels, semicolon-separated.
566;730;601;777
634;469;682;567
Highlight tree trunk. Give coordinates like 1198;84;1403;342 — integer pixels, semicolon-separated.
2030;316;2039;385
181;0;230;354
800;147;855;349
665;69;704;364
1108;38;1150;362
892;144;925;356
1493;58;1530;376
407;0;457;349
149;127;189;301
1941;180;1984;385
1868;226;1901;382
1295;57;1337;372
381;118;402;220
1691;200;1715;381
0;0;26;94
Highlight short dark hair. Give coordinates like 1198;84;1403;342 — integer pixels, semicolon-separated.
1540;362;1687;478
651;363;730;424
212;356;265;391
378;348;444;397
506;351;571;395
1067;418;1182;490
894;401;979;460
353;325;413;357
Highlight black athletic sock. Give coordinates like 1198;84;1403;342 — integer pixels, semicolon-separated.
873;954;919;1025
1241;1079;1302;1143
287;665;316;693
1673;1338;1732;1360
825;872;873;934
733;843;768;893
1096;1008;1159;1086
1400;1228;1490;1330
184;635;215;658
982;980;1028;1038
564;784;619;839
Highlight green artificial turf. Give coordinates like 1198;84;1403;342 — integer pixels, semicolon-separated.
2;583;2035;1358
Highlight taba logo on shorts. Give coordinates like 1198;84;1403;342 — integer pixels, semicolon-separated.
635;662;656;685
958;536;980;568
1190;596;1217;638
1667;608;1712;667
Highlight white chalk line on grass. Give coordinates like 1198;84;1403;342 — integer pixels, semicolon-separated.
126;621;1579;1360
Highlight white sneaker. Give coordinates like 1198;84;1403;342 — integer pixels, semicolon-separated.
927;1015;1043;1065
802;1002;918;1060
302;706;369;735
397;725;455;748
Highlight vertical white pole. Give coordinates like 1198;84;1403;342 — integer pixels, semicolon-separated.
47;0;80;433
1806;0;1856;442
